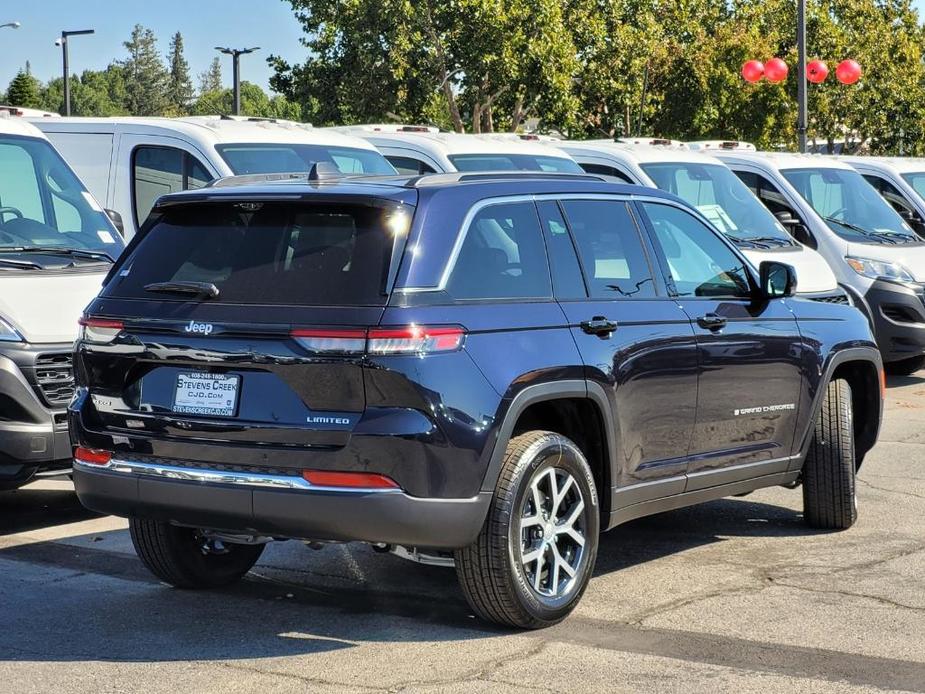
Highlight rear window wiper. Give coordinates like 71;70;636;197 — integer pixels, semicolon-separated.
144;281;220;299
0;246;115;262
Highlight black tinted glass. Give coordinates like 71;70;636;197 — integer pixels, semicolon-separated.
104;201;408;306
447;202;551;300
561;200;656;299
536;200;586;299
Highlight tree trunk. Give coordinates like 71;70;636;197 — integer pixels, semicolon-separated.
472;102;482;133
511;94;525;131
421;0;465;132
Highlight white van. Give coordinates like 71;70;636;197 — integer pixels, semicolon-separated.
716;151;925;374
32;116;396;237
330;127;583;174
559;140;842;300
0;115;125;489
838;157;925;238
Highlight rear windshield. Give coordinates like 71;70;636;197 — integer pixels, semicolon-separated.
216;144;396;176
449;153;583;173
103;200;410;306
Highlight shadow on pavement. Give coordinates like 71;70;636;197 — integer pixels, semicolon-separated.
0;482;98;536
886;372;925;388
0;494;824;662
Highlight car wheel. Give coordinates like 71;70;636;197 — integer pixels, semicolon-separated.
885;355;925;376
802;379;857;530
129;518;265;588
455;431;599;629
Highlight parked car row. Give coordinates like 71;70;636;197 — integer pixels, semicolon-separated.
0;112;907;629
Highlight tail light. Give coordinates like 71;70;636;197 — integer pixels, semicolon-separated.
291;326;465;356
74;446;112;466
78;317;124;344
302;469;399;489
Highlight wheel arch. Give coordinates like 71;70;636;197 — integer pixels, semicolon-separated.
480;380;616;519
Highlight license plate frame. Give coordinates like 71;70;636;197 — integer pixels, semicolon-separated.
171;372;240;417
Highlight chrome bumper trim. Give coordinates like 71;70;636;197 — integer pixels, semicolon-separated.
73;457;402;494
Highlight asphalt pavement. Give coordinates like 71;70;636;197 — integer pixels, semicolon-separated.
1;373;924;693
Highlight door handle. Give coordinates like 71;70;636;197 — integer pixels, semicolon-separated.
697;313;727;331
580;316;618;336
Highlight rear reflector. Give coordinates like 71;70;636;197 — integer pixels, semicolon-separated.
291;329;367;354
302;470;399;489
74;446;112;466
79;316;124;344
367;326;465;354
291;326;465;355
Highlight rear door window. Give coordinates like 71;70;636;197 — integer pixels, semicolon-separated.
105;200;410;306
446;201;551;300
560;200;657;299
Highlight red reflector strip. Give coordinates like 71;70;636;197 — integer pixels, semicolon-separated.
301;470;399;489
74;446;112;466
79;317;124;330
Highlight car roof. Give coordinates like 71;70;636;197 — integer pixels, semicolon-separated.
0;114;48;139
561;140;725;166
331;129;576;158
836;155;925;175
152;172;679;209
29;116;381;151
711;150;858;172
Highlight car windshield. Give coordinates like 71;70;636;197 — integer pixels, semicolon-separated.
449;153;583;173
783;167;921;245
0;135;123;259
216;143;397;176
641;162;794;246
900;172;925;201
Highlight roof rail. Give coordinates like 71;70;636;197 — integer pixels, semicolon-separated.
406;171;612;187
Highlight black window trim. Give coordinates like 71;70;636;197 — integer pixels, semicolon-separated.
130;144;214;232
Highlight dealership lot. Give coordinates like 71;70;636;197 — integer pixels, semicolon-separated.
1;374;923;693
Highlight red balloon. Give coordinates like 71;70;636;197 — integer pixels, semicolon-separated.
835;59;862;85
764;58;789;83
807;60;829;84
741;60;764;83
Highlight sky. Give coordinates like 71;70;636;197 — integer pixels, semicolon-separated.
0;0;306;94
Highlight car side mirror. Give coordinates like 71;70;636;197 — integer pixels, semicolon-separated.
105;209;125;237
759;261;797;299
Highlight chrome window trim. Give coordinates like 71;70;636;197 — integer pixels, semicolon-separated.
398;192;673;294
73;457;403;494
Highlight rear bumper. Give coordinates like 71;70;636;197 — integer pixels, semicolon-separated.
854;280;925;363
73;459;492;549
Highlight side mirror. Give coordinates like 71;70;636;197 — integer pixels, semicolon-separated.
759;261;797;299
105;209;125;237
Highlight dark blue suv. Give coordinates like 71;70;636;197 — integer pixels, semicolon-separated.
70;171;883;628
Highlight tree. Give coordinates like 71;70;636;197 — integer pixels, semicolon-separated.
6;69;41;108
190;81;301;120
199;57;223;94
120;24;168;116
166;32;194;114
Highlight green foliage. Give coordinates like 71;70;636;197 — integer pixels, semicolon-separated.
199;57;223;94
6;69;41;108
166;32;194;114
270;0;925;151
190;82;302;120
120;24;169;116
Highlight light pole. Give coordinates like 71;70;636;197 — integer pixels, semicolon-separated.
0;21;21;30
57;29;94;116
214;46;260;116
796;0;808;153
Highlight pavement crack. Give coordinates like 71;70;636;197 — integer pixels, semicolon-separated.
770;580;925;613
857;477;925;501
217;661;387;691
627;584;767;625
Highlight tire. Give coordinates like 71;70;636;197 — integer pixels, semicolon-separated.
455;431;599;629
802;379;857;530
885;355;925;376
129;518;265;588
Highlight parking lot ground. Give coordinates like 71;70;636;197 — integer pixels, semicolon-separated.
1;374;924;693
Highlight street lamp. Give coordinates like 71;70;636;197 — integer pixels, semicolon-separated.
0;21;21;30
796;0;808;153
214;46;260;116
56;29;94;117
